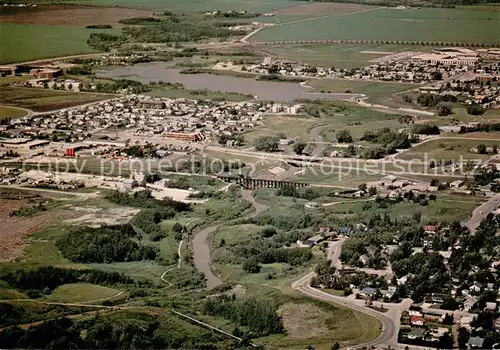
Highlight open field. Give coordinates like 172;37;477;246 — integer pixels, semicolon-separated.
273;2;375;18
146;87;250;102
260;43;434;69
0;87;113;112
242;114;318;145
0;106;28;120
30;0;305;12
323;192;485;223
44;283;121;303
251;7;500;44
264;300;381;349
0;198;77;264
0;4;153;27
0;23;118;64
398;138;498;162
308;79;416;107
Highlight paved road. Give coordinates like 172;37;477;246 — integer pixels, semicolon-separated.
192;190;268;290
462;193;500;233
292;272;401;348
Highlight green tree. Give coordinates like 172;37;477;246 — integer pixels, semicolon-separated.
337;130;353;143
254;136;280;152
293;141;307;155
477;144;487;155
437;102;452;116
242;258;260;273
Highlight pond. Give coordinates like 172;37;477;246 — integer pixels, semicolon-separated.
96;63;363;102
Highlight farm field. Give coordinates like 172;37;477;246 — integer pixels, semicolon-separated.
260;43;434;69
398;138;499;162
0;87;114;112
0;105;28;120
30;0;305;12
0;23;118;64
0;4;153;27
251;7;500;44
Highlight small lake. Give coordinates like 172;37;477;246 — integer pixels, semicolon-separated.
96;63;362;102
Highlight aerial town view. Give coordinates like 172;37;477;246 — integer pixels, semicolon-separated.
0;0;499;348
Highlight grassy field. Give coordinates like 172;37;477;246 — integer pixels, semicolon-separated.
44;283;121;303
31;0;304;12
398;138;498;162
242;114;319;144
308;79;416;107
261;43;434;69
0;23;118;64
0;105;28;120
0;86;113;112
251;7;500;44
323;192;484;223
146;87;251;102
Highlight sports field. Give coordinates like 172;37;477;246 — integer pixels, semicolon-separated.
251;7;500;44
0;23;118;64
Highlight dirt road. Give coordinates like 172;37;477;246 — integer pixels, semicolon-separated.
192;190;268;290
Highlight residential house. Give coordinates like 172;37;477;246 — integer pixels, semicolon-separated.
410;315;425;327
359;287;378;298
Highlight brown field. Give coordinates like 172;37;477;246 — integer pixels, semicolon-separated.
0;199;74;263
274;2;375;17
0;4;153;27
0;87;113;112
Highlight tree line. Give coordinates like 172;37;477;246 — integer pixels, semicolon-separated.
1;266;136;297
203;294;284;336
56;224;157;264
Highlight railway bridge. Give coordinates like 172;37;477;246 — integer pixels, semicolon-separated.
217;175;309;190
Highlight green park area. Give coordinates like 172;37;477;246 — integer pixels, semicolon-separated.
0;23;119;64
251;7;499;44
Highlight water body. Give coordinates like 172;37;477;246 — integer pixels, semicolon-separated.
96;63;362;102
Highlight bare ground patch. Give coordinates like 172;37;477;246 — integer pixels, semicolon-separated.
0;4;154;27
0;199;74;263
274;3;374;17
278;302;330;339
63;206;140;227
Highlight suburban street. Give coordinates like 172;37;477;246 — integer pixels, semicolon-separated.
462;193;500;233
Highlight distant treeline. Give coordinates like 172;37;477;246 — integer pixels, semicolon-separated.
86;24;113;29
459;123;500;134
1;266;136;295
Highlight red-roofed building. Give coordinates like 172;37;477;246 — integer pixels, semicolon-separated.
424;225;440;234
410;315;425;327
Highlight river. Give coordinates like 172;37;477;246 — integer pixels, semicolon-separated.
96;63;362;102
192;190;269;290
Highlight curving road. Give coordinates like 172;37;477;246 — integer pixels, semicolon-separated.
292;272;399;348
192;190;269;290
